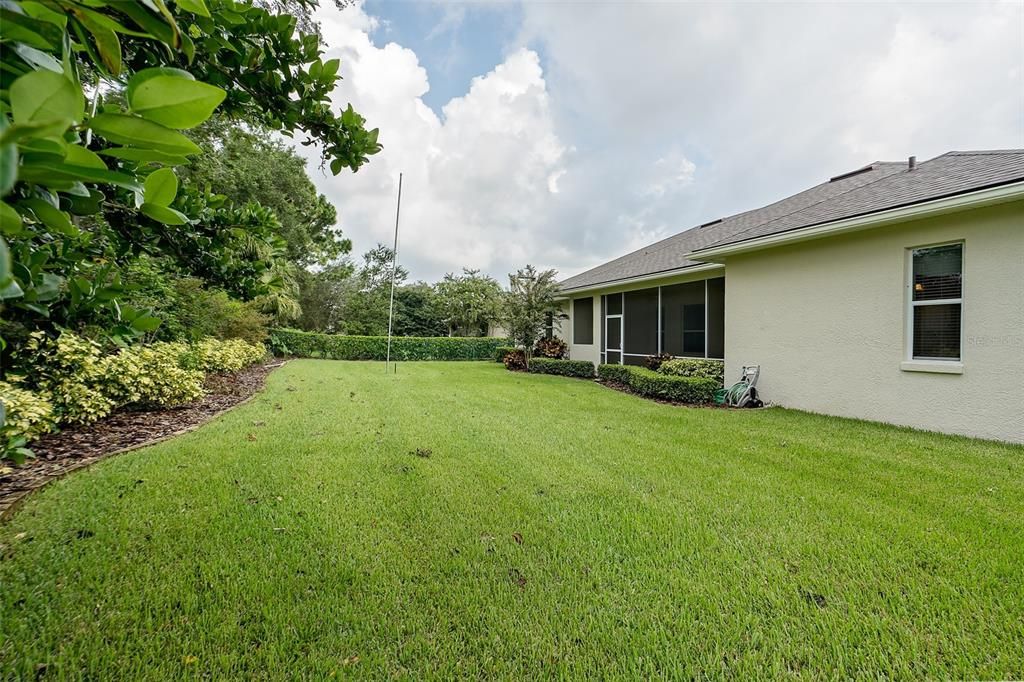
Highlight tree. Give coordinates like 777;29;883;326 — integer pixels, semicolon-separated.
296;262;354;333
393;283;446;337
0;0;380;350
501;265;566;365
183;120;347;268
435;268;503;337
297;244;404;336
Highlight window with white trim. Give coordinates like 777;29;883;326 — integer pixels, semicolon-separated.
909;243;962;361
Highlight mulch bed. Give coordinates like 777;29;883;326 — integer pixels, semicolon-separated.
0;361;284;520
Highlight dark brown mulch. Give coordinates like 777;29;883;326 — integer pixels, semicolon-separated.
0;361;284;520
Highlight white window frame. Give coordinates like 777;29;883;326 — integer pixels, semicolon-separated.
903;240;964;372
604;293;623;364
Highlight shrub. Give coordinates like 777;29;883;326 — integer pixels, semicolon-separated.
494;345;516;363
269;329;510;361
597;364;718;404
100;343;205;408
642;353;673;371
597;364;633;385
21;332;115;425
185;338;267;373
658;358;725;383
534;337;567;359
527;358;594;378
625;367;719;403
503;349;527;371
0;381;57;463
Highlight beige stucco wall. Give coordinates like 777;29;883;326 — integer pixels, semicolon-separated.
724;200;1024;443
557;267;726;366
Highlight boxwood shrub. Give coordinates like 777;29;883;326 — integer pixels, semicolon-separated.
657;358;725;383
269;328;511;361
597;364;717;404
597;364;633;385
527;358;595;378
627;367;719;403
494;345;516;363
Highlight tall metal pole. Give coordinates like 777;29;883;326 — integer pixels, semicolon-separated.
385;173;403;371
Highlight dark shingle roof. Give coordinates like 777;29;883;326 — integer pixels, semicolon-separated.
559;150;1024;292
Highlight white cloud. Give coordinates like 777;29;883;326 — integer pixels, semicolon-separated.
307;3;566;282
302;1;1023;282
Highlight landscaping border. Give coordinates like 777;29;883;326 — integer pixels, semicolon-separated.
0;361;286;522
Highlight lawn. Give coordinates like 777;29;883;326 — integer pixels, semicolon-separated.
1;361;1022;679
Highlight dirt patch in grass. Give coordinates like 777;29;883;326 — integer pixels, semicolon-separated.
0;361;284;520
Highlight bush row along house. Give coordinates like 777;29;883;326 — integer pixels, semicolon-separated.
554;149;1023;443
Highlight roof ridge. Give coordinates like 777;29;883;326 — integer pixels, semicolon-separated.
700;162;907;248
945;149;1024;156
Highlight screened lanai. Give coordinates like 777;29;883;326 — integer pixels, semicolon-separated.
573;277;725;366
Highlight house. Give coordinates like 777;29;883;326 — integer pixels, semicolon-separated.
556;150;1024;443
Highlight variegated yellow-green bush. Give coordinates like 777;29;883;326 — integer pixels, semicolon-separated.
186;338;268;373
23;332;115;425
0;380;57;443
100;343;205;408
6;331;267;462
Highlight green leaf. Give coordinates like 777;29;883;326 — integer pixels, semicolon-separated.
0;144;16;196
12;43;63;73
0;202;22;236
143;168;178;206
17;161;141;192
128;73;226;129
87;113;201;155
0;279;25;300
64;144;107;169
99;147;190;166
175;0;210;17
117;2;179;48
125;67;194;104
66;189;105;216
27;272;62;302
0;119;70;145
140;202;188;225
73;7;123;76
10;69;84;125
0;235;10;285
23;198;78;237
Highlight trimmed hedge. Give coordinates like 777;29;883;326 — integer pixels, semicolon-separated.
596;363;633;384
597;364;718;404
494;345;516;363
269;328;511;361
527;358;595;378
628;367;719;403
658;358;725;383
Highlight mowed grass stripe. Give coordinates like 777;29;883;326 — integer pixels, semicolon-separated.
1;360;1021;679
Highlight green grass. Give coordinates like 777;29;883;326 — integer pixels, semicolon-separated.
2;361;1022;679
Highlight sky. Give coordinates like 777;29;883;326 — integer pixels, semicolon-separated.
298;0;1024;283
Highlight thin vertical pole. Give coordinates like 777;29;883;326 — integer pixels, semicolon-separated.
385;173;403;371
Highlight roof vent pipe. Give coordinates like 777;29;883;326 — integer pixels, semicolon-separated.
908;155;916;170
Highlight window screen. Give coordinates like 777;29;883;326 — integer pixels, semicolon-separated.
707;277;725;359
607;292;622;316
910;243;962;360
573;298;594;345
624;287;659;356
682;304;705;354
662;281;705;357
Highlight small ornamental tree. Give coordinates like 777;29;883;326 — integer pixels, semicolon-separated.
501;265;565;367
435;268;503;337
